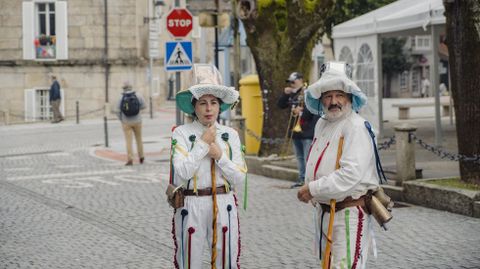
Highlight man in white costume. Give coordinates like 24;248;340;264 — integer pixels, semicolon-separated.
297;62;382;269
170;64;247;269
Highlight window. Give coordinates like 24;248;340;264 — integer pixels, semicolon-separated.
356;44;374;97
339;46;354;65
412;35;431;51
24;88;65;122
35;3;56;59
23;1;68;60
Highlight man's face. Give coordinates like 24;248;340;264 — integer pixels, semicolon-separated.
289;78;303;89
321;90;352;120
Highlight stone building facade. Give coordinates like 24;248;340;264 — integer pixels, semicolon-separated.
0;0;221;124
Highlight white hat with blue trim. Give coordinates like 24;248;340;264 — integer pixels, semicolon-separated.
305;61;367;116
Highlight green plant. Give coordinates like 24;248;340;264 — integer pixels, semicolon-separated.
428;177;480;191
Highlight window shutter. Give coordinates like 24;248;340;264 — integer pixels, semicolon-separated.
22;2;35;60
60;89;65;115
24;89;36;122
55;1;68;59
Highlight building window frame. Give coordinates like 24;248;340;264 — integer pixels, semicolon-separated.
23;0;68;60
356;44;374;97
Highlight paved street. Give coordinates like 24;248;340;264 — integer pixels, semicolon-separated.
1;106;479;268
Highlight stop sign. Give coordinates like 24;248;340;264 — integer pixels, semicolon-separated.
166;8;193;38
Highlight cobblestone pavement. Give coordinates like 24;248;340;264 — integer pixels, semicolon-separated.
1;112;479;269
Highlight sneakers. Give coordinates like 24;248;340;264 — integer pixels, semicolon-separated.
290;181;305;189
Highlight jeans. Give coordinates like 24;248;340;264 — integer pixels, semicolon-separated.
292;138;312;182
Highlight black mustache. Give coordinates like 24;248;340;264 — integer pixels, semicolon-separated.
328;104;342;111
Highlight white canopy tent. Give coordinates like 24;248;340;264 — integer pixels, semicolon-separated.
332;0;446;144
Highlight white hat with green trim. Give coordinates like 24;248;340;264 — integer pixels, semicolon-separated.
176;64;239;114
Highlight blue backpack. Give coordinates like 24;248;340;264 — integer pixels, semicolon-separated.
121;92;140;116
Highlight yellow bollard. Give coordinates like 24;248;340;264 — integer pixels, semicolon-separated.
239;75;263;155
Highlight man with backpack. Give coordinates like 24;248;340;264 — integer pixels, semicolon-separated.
117;81;146;166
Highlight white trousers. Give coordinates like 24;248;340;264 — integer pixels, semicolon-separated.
315;206;373;269
173;192;240;269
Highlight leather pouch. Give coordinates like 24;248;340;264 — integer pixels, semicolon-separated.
166;184;184;209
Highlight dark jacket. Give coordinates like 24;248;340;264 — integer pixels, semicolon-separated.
277;87;320;140
49;80;61;101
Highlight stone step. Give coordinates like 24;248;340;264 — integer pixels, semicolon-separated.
270;159;298;170
261;164;298;181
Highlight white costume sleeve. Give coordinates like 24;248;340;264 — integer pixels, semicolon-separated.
308;124;374;200
216;129;247;186
172;127;210;184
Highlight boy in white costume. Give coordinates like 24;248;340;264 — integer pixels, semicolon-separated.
297;62;384;269
170;64;247;269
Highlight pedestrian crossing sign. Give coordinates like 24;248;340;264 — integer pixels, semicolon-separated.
165;41;193;71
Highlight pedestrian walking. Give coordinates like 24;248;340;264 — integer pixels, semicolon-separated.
277;72;320;188
49;75;64;123
168;64;247;269
297;62;388;269
117;81;146;166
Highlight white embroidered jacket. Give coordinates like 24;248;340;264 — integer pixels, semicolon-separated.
172;120;247;191
305;111;379;204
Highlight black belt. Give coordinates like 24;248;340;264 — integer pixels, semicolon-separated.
183;186;228;196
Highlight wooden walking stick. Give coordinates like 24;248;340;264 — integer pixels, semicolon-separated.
322;136;344;269
211;159;218;269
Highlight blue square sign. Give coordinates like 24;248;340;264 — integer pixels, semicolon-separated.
165;41;193;71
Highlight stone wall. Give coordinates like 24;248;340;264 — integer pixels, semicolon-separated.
0;0;163;124
0;64;166;124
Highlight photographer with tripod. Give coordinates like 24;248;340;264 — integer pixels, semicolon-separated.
277;72;320;188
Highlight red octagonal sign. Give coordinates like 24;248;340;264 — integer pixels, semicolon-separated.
166;8;193;38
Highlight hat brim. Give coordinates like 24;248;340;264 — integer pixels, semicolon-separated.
176;84;238;114
304;89;367;116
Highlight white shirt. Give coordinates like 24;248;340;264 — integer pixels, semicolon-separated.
172;120;246;190
306;111;379;203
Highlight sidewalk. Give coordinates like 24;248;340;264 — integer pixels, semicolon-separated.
91;101;177;165
88;98;461;179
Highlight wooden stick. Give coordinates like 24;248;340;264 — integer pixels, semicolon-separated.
322;136;344;269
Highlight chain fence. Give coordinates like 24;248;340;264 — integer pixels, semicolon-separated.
3;107;105;123
377;135;396;150
245;128;480;165
409;133;480;164
245;128;285;145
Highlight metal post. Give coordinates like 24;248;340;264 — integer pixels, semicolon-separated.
395;124;417;186
149;55;154;119
377;36;384;137
214;0;219;68
174;0;182;126
76;100;79;124
175;71;182;125
233;0;241;92
148;0;154;119
103;0;109;147
431;24;442;146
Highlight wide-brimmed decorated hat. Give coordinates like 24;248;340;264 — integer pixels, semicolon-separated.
305;61;367;115
176;64;239;114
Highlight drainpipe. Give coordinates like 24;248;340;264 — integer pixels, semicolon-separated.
103;0;110;147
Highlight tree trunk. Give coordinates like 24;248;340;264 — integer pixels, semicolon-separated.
445;1;480;184
240;0;334;156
